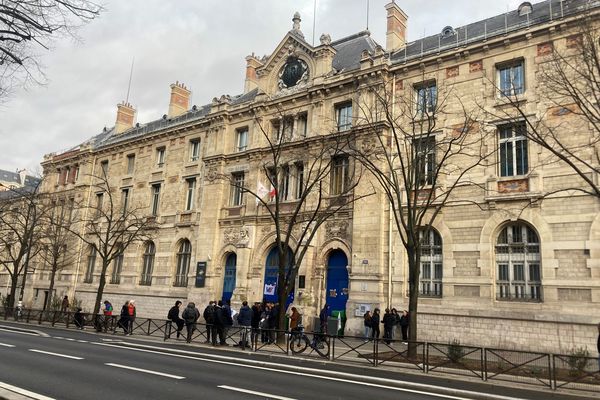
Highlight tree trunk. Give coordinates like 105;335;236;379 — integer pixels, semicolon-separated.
93;261;110;315
407;246;420;359
19;259;30;302
8;275;19;309
44;262;58;311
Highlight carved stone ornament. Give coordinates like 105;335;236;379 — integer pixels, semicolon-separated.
278;56;309;90
205;167;218;182
325;220;349;240
320;33;332;46
223;225;253;248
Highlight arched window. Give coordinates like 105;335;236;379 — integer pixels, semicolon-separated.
174;240;191;287
140;242;155;286
496;223;541;301
84;246;96;283
420;229;443;297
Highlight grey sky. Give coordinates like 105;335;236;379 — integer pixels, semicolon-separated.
0;0;524;172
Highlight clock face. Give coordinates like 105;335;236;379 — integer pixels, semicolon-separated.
280;57;307;88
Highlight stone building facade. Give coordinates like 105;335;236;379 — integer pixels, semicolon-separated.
4;0;600;353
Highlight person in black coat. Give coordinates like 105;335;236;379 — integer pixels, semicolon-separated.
371;308;381;339
203;301;216;345
74;308;85;330
181;302;200;343
399;310;410;342
250;302;262;345
118;301;130;335
167;300;184;339
319;304;330;334
382;309;395;344
236;301;253;349
215;301;227;345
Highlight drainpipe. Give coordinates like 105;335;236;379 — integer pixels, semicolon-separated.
387;73;396;309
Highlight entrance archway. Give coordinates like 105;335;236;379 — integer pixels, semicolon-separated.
222;253;237;302
264;246;294;306
326;250;349;313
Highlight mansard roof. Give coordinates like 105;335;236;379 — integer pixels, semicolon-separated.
0;168;40;187
332;31;378;71
390;0;597;64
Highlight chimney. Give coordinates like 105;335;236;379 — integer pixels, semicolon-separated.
385;1;408;53
115;102;136;134
245;54;263;93
168;81;191;118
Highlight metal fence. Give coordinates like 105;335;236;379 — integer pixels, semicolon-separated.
2;306;599;394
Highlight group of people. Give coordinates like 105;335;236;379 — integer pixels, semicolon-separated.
363;308;410;343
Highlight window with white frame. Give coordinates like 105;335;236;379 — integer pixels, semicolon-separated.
330;155;350;195
95;192;104;218
419;229;443;297
150;184;161;216
336;103;352;132
230;172;245;206
413;136;436;186
185;178;196;211
156;147;166;168
189;139;201;162
415;82;437;115
121;188;130;215
499;123;528;177
236;128;248;152
498;60;525;97
495;223;541;301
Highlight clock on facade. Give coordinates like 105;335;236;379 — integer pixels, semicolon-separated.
278;56;308;89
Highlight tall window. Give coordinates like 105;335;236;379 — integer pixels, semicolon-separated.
100;160;109;177
496;223;541;301
174;240;191;287
330;156;349;195
420;229;443;297
295;162;304;199
127;154;135;175
95;192;104;218
297;113;308;138
121;188;130;215
415;82;437;115
499;123;528;177
414;136;436;186
110;246;124;284
84;247;96;283
140;241;155;286
189;139;200;162
280;165;290;201
283;117;294;140
498;61;525;97
336;103;352;132
185;178;196;211
156;147;166;168
151;184;161;216
230;172;245;206
236;128;248;152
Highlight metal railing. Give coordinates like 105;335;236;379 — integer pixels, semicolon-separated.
2;306;599;394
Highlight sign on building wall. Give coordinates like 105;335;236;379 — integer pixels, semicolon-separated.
195;262;207;288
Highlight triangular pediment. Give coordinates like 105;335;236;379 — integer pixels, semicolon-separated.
257;32;319;78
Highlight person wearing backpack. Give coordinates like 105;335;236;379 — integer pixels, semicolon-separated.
101;300;113;333
236;301;253;349
363;310;373;342
167;301;184;339
203;301;216;345
181;302;200;343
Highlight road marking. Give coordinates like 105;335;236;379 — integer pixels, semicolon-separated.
218;385;296;400
0;327;49;337
64;338;75;341
104;363;185;380
0;381;56;400
28;349;84;360
94;342;521;400
0;342;15;347
77;340;88;343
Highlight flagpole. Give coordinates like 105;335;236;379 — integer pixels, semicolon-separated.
312;0;317;45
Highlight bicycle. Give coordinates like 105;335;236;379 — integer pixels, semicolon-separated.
289;324;330;358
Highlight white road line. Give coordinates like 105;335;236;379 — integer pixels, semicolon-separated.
54;337;64;340
104;363;185;380
93;342;519;400
28;349;84;360
0;342;15;348
64;338;75;341
0;381;56;400
218;385;296;400
76;340;88;343
0;327;44;337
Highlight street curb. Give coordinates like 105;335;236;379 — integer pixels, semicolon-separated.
0;388;29;400
0;324;49;337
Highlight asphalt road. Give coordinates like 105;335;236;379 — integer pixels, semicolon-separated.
0;322;580;400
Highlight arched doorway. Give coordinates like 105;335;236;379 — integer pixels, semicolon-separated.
264;246;294;306
326;250;349;314
222;253;237;302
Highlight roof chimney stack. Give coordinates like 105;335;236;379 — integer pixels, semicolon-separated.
245;54;263;93
115;102;136;135
385;1;408;53
168;81;191;118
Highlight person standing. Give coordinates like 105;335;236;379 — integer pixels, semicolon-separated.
382;309;395;344
182;302;200;343
214;301;226;345
363;310;373;341
203;301;216;345
61;296;69;313
102;300;113;333
74;307;85;329
371;308;381;339
237;301;252;349
168;301;184;339
118;301;130;335
399;310;410;342
222;300;233;344
127;300;136;335
319;304;330;334
250;302;262;347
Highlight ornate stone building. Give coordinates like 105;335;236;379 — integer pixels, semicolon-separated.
5;0;600;352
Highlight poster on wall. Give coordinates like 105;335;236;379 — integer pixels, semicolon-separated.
264;283;276;296
195;262;207;288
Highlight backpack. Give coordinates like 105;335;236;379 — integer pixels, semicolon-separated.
182;307;196;323
203;305;215;324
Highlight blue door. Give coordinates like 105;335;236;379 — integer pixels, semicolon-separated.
326;250;349;312
264;246;294;306
222;253;236;302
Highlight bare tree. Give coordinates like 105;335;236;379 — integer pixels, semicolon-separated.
488;16;600;198
38;196;78;310
69;171;153;315
222;108;372;331
348;75;494;348
0;180;46;308
0;0;102;97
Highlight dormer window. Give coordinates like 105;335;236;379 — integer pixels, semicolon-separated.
440;26;455;39
517;2;533;17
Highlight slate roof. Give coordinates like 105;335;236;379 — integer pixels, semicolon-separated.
391;0;599;64
332;31;379;72
0;169;40;188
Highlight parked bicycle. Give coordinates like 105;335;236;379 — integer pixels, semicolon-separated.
289;324;329;358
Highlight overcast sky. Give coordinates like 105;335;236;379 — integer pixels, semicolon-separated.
0;0;525;172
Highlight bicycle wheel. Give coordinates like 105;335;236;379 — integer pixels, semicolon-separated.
290;334;309;354
315;337;330;358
